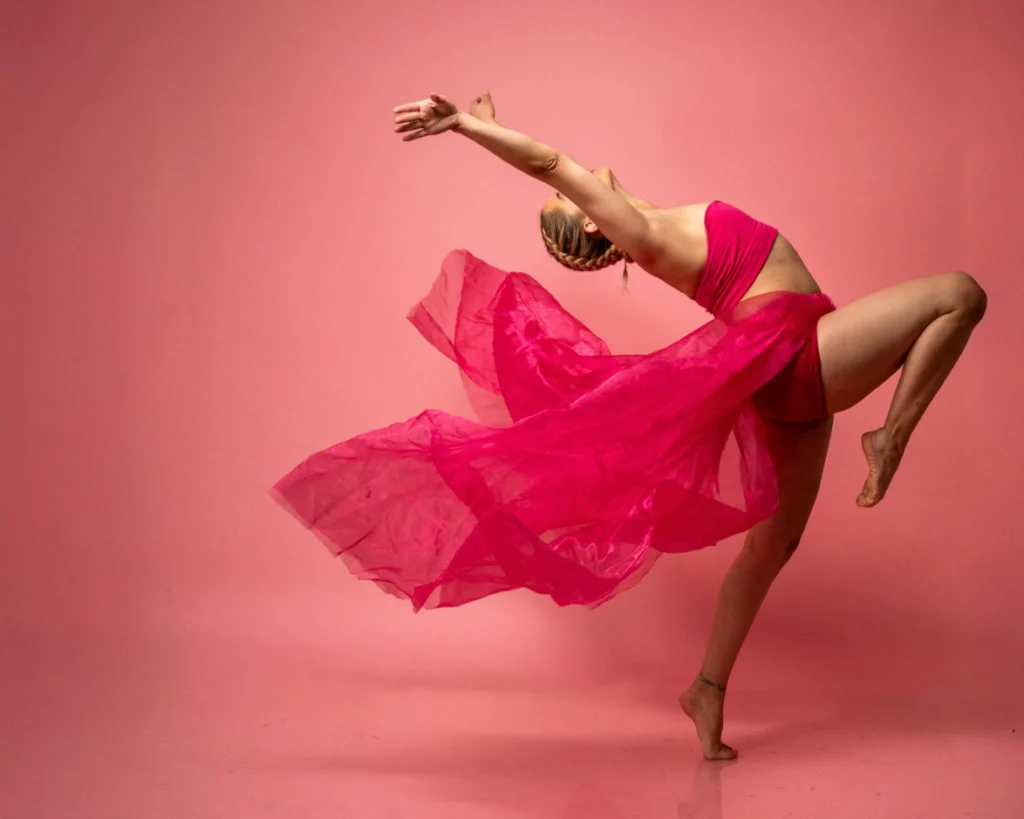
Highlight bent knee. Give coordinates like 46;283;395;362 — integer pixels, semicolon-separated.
782;536;802;563
946;271;987;322
746;532;803;568
771;535;803;569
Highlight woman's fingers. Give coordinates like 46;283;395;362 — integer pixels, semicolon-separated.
392;94;456;141
392;99;431;114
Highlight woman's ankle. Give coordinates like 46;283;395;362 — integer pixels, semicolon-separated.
696;671;728;695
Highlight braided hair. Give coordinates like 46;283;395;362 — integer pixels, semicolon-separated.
539;209;631;289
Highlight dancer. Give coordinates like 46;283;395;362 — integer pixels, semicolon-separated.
273;92;986;760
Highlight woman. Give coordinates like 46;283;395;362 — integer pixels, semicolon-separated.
273;92;986;760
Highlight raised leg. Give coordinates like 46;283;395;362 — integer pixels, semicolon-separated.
680;416;833;760
816;271;987;506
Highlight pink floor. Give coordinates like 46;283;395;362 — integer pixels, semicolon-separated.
4;592;1021;819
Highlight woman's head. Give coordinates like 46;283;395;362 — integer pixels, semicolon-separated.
539;167;627;274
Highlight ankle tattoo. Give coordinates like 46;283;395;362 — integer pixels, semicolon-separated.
699;673;726;693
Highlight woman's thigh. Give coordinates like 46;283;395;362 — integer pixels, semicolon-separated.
816;273;975;413
752;416;833;552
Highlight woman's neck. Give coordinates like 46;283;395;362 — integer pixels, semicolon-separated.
610;176;656;211
624;190;658;210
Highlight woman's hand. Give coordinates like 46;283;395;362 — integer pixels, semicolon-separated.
469;91;496;123
397;90;558;181
393;93;461;142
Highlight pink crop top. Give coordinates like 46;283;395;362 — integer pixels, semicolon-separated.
692;201;780;318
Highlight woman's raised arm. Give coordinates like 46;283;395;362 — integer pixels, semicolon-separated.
393;93;660;265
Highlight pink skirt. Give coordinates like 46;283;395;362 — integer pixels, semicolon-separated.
271;251;836;610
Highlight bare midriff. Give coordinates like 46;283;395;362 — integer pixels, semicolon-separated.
741;234;821;300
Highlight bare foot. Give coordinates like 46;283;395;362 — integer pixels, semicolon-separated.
679;681;738;761
857;427;903;508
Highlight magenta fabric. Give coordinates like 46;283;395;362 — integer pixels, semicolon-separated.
697;200;834;423
271;251;836;610
753;310;835;423
694;201;781;317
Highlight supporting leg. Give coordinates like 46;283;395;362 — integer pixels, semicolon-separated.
680;417;832;760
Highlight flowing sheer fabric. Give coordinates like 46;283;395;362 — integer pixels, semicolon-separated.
272;251;835;610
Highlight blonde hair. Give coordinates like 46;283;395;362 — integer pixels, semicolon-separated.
539;209;630;287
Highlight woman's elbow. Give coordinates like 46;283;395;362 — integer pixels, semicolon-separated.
531;150;561;178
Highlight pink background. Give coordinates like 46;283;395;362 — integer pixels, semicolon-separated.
3;1;1022;817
